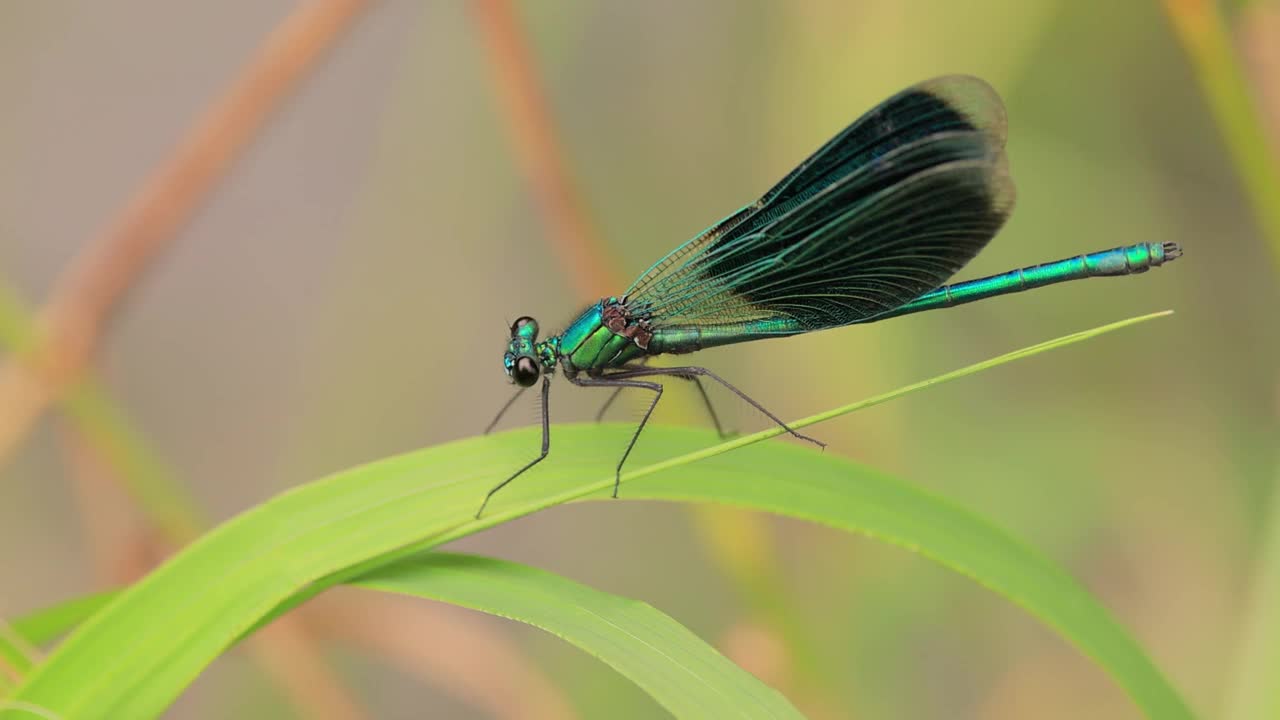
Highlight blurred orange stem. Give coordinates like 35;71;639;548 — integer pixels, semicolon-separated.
0;0;373;464
470;0;625;297
254;617;369;720
1161;0;1280;275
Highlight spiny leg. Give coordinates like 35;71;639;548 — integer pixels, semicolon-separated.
607;365;824;448
477;377;550;518
593;357;650;423
595;360;731;439
570;373;663;498
485;386;528;434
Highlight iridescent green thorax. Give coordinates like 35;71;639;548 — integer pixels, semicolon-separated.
517;297;651;377
555;301;604;364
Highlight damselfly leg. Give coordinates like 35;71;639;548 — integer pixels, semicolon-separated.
594;359;733;439
575;365;823;500
478;377;550;518
567;373;664;499
608;365;824;449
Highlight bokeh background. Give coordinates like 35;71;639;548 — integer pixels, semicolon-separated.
2;1;1278;718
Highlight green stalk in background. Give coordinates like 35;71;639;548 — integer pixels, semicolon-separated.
1162;0;1280;273
0;282;204;543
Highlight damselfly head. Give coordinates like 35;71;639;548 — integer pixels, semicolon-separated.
504;316;542;387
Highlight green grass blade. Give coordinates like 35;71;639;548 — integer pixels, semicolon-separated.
2;592;115;697
2;556;801;720
354;553;802;719
11;592;118;649
622;444;1191;718
0;592;117;679
0;624;33;689
8;313;1189;719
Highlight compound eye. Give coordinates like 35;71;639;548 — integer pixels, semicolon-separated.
512;356;540;387
511;316;539;339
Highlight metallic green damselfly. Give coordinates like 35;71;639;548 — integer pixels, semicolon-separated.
483;75;1181;517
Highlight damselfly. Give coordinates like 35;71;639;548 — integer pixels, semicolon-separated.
482;75;1181;517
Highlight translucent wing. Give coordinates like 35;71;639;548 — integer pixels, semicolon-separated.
624;75;1015;333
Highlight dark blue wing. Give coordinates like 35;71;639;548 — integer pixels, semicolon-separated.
624;75;1014;331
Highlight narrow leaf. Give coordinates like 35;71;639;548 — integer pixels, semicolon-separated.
355;554;803;719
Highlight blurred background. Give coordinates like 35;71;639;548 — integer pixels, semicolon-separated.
1;1;1277;718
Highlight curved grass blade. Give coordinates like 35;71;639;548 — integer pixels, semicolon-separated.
622;445;1189;718
0;592;117;677
354;553;802;719
7;313;1188;719
4;558;801;719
